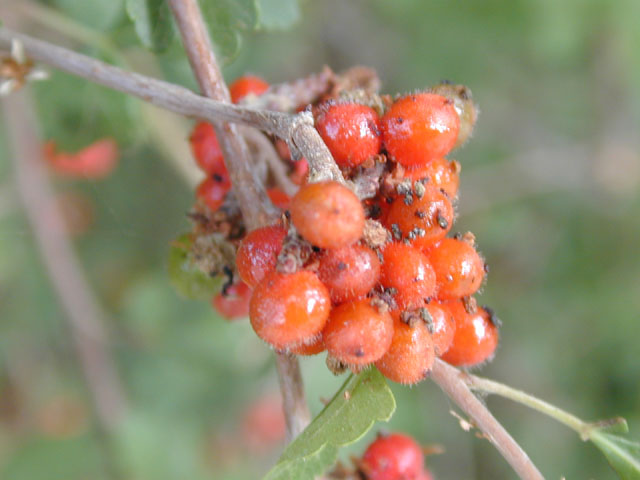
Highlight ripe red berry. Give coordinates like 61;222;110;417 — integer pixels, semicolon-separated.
267;188;291;210
384;185;454;251
404;157;461;199
376;315;435;384
229;75;269;104
212;282;251;320
430;82;477;149
360;432;424;480
381;93;460;166
290;158;309;185
425;237;485;300
323;299;393;365
315;102;381;168
189;122;226;175
440;301;499;367
250;271;330;350
196;173;232;212
288;334;325;356
317;244;380;303
236;225;287;288
424;302;456;356
44;138;119;179
380;243;436;310
290;181;365;249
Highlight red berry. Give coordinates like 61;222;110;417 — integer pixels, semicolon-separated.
384;185;454;251
267;188;291;210
380;243;436;310
323;299;393;365
430;82;477;149
425;237;485;300
250;271;330;350
404;157;461;199
440;301;499;367
424;302;455;356
317;244;380;303
381;93;459;166
212;282;251;320
44;138;119;179
189;122;226;175
236;225;287;288
376;315;435;384
360;433;424;480
288;334;325;356
290;158;309;185
196;173;232;212
315;102;381;168
229;75;269;104
290;181;365;249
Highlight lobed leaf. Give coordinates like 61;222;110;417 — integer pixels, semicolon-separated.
126;0;175;52
264;368;396;480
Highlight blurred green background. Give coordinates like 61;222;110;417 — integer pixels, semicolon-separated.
1;0;639;478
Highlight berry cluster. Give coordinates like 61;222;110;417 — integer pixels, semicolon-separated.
187;73;499;384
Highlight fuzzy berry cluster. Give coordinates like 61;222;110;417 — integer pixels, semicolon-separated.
187;73;499;383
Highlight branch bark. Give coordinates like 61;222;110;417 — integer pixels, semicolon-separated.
166;0;311;441
0;27;343;186
2;89;127;431
431;359;544;480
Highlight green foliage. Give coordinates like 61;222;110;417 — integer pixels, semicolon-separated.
167;234;224;301
589;421;640;480
199;0;259;64
264;369;396;480
257;0;301;30
125;0;175;52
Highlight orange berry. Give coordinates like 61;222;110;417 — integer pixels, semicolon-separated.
189;122;226;175
376;315;435;384
381;93;459;166
425;237;485;299
236;225;287;288
290;181;364;249
250;271;330;350
323;299;393;365
212;282;251;320
315;102;381;168
229;75;269;103
384;185;453;251
317;244;380;303
196;173;232;212
424;302;455;356
288;334;325;356
440;301;498;367
404;157;461;199
380;243;436;310
267;188;291;210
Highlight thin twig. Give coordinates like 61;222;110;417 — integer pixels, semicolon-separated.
2;89;127;431
431;359;544;480
166;0;311;441
0;27;343;187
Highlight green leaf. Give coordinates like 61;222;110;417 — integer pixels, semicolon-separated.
590;428;640;480
257;0;301;31
167;234;223;301
264;368;396;480
126;0;175;52
199;0;259;64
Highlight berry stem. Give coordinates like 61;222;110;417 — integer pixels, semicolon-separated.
3;88;127;432
431;359;544;480
463;371;611;441
0;27;344;186
166;0;311;442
